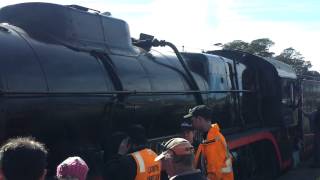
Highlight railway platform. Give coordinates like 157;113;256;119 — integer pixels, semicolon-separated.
277;159;320;180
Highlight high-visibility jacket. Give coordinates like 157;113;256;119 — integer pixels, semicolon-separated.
131;148;161;180
194;123;234;180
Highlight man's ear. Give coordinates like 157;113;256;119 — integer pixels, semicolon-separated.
39;169;47;180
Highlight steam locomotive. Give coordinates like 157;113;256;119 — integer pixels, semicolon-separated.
0;2;319;179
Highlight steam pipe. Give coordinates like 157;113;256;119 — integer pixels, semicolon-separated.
152;39;204;104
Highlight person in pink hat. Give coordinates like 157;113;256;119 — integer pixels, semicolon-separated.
56;156;89;180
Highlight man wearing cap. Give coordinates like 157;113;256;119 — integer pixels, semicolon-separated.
155;138;206;180
114;124;161;180
184;105;234;180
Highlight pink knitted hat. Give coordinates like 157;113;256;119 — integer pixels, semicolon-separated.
56;156;89;180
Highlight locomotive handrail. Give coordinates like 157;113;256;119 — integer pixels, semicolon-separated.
298;75;320;81
148;134;178;143
66;5;100;13
0;90;253;96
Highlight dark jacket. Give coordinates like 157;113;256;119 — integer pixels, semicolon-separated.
103;154;126;180
104;146;149;180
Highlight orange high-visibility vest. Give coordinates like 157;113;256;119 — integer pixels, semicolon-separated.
131;148;161;180
194;123;234;180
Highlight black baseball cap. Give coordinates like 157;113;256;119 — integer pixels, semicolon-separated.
183;105;212;119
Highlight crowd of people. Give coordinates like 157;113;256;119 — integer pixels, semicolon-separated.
0;105;235;180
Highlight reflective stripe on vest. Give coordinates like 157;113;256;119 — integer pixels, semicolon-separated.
219;135;233;174
212;134;233;174
132;152;146;173
131;149;161;180
221;157;233;173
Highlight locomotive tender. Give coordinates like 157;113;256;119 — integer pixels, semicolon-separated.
0;2;319;179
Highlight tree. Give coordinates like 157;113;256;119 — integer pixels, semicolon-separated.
222;38;275;57
275;47;311;75
221;38;315;75
219;38;319;76
248;38;275;57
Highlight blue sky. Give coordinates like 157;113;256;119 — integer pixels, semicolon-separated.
1;0;320;71
227;0;320;21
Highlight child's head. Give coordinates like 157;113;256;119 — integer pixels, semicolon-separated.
180;121;194;144
56;156;89;180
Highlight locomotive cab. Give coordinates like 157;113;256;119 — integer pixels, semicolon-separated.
265;58;299;126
